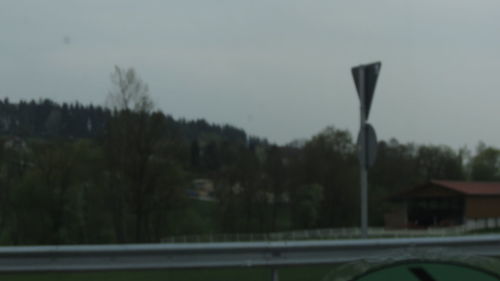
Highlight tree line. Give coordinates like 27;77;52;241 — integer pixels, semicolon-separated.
0;67;498;245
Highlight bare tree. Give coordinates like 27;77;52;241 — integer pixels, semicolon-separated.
105;66;172;242
106;66;153;113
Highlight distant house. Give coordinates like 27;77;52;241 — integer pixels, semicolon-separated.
186;179;216;201
386;180;500;228
226;182;289;204
4;136;28;152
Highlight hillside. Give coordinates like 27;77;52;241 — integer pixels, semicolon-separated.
0;98;254;145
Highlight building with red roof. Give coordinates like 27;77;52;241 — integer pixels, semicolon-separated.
386;180;500;228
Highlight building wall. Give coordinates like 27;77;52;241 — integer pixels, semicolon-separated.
403;185;459;198
465;197;500;218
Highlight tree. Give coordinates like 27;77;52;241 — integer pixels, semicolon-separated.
415;145;464;181
368;139;419;225
45;109;62;136
298;127;358;227
105;66;176;242
106;66;153;113
470;143;500;181
371;139;419;191
190;140;200;169
291;184;323;229
5;141;83;244
264;145;287;231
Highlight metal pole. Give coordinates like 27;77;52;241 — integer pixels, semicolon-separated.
272;268;279;281
359;66;368;238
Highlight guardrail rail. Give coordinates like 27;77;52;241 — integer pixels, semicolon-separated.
1;234;499;273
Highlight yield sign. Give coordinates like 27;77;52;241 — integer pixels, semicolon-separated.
351;62;381;120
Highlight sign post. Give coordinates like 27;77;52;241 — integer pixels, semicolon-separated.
359;67;368;239
351;62;381;238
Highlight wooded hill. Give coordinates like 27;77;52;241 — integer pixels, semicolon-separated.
0;98;250;145
1;67;498;245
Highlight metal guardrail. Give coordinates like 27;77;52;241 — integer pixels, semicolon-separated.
0;234;499;272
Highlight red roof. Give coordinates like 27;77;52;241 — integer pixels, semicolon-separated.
431;180;500;196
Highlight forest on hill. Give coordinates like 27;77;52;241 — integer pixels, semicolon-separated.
1;67;499;245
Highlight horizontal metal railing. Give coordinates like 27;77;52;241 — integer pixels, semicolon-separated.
0;234;499;272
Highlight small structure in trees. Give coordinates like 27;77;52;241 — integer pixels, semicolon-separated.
386;180;500;228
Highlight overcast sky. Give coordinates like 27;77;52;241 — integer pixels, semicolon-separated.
1;0;500;149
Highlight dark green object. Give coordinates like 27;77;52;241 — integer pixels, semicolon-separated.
351;261;500;281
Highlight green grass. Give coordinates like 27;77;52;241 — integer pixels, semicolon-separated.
0;265;337;281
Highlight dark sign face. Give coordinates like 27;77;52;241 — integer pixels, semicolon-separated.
350;261;500;281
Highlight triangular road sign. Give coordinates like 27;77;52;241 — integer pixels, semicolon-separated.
352;62;381;120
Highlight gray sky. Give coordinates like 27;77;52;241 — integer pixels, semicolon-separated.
1;0;500;149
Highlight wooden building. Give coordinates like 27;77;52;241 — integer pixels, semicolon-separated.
386;180;500;228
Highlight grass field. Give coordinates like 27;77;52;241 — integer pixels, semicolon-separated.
0;265;338;281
